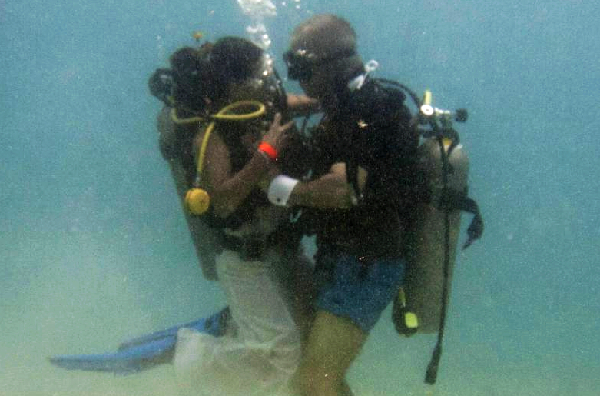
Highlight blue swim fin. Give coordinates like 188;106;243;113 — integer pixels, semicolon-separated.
49;307;230;375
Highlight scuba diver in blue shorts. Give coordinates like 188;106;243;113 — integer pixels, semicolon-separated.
266;14;421;396
268;14;483;395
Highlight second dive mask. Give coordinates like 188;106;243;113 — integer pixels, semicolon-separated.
283;48;356;81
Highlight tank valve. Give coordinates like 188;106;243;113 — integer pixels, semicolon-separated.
420;90;468;123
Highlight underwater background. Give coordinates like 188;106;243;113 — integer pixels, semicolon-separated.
1;0;599;395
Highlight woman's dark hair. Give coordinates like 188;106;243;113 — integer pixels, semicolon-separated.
170;46;211;112
210;37;264;83
166;38;265;110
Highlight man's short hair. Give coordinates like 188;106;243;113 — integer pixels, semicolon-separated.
290;14;357;59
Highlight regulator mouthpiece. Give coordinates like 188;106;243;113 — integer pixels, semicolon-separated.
185;188;210;215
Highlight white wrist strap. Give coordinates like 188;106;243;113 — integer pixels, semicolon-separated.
268;175;299;206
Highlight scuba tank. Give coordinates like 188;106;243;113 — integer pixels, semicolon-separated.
389;88;483;385
395;137;469;334
156;106;221;281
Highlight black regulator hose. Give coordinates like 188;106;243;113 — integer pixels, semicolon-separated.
425;135;453;385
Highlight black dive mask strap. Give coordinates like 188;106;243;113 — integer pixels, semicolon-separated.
272;69;289;112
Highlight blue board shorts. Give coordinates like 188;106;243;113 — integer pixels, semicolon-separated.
315;247;406;333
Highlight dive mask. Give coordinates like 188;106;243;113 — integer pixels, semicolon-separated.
283;48;356;81
148;68;175;106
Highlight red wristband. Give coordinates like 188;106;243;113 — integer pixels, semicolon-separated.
258;142;278;161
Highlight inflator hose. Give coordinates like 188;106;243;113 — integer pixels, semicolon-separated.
178;101;266;215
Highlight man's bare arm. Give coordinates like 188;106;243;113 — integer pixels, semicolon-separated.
281;163;367;209
287;94;320;117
